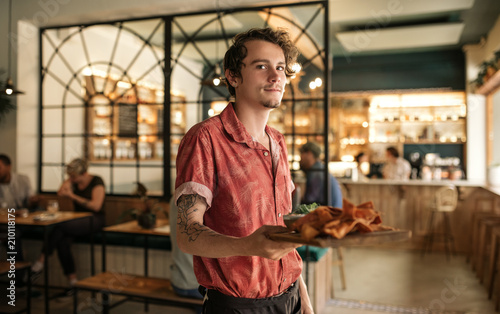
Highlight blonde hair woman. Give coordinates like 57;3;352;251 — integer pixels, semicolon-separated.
32;158;105;295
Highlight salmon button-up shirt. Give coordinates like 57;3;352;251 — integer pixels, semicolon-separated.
175;102;302;299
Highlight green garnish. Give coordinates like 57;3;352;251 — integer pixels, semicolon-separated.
292;203;319;214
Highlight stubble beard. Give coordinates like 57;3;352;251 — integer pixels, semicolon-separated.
262;100;281;109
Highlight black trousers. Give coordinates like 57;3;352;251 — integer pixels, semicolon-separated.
200;281;301;314
44;215;103;275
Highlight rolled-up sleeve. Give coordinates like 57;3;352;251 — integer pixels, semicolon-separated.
175;125;216;209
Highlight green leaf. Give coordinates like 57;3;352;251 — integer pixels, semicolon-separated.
292;202;319;214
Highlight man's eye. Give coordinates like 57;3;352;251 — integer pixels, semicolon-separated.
277;66;285;71
257;65;266;69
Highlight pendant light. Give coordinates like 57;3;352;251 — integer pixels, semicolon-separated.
1;0;24;95
201;0;223;87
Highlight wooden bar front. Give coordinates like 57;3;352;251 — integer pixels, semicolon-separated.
338;179;500;253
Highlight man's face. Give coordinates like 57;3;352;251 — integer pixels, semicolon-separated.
0;161;11;183
234;40;286;109
386;151;396;163
300;151;315;171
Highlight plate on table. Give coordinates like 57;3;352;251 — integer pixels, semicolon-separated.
33;213;59;222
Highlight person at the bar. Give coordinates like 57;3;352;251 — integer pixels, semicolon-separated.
174;28;314;313
382;146;411;180
31;158;105;295
299;141;343;208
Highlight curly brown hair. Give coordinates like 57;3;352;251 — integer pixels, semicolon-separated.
223;27;299;96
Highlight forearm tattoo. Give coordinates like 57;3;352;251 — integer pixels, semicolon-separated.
177;194;213;242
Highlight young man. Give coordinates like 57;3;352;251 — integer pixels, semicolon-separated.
174;28;314;313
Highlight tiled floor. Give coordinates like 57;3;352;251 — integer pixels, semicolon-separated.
1;246;497;313
324;246;497;314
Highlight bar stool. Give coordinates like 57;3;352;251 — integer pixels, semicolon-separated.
422;184;458;259
469;212;498;270
468;197;496;265
330;247;347;299
475;218;500;282
487;228;500;303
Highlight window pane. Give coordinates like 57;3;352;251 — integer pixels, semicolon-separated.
64;137;86;163
65;107;85;134
42;108;62;135
112;167;137;194
42;137;63;163
42;165;64;191
139;167;163;196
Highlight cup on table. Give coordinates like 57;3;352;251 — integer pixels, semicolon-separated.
47;200;59;213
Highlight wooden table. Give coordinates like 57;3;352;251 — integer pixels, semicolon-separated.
100;219;170;313
102;219;170;275
0;211;93;314
73;272;203;314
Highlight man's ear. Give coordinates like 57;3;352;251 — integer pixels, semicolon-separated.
225;69;238;87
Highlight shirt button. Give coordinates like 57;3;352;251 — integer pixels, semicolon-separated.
284;278;287;282
264;151;269;156
278;213;282;217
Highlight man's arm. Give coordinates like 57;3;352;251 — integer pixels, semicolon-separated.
299;275;314;314
176;193;302;260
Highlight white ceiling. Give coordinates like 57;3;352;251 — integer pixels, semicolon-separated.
29;0;500;57
331;0;475;53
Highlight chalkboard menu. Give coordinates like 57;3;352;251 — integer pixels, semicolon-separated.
118;103;138;136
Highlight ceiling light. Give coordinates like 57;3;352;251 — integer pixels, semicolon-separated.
1;0;24;95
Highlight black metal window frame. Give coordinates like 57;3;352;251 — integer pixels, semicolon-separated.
38;0;330;202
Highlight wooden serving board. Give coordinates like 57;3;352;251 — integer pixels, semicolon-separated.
268;230;411;248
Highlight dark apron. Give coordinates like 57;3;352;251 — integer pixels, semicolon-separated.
199;281;301;314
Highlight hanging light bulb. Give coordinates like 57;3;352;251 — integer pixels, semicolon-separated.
1;0;25;95
212;63;221;86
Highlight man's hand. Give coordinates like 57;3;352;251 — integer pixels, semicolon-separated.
299;275;314;314
244;225;302;260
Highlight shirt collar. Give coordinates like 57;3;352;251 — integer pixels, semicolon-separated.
220;102;283;151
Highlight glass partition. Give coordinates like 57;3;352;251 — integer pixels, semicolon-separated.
41;19;165;195
40;1;328;197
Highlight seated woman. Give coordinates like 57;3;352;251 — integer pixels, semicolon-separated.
31;158;105;291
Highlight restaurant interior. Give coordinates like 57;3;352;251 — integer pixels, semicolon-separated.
1;0;500;313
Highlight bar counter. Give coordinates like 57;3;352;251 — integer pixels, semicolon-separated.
337;178;500;253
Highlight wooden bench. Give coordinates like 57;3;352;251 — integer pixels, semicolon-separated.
73;272;202;313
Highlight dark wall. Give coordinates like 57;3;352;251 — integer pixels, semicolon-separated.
332;49;466;92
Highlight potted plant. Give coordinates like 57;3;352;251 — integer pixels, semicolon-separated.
117;182;167;229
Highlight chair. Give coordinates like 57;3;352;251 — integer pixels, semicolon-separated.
0;261;31;314
330;247;346;299
333;183;348;297
422;184;458;260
